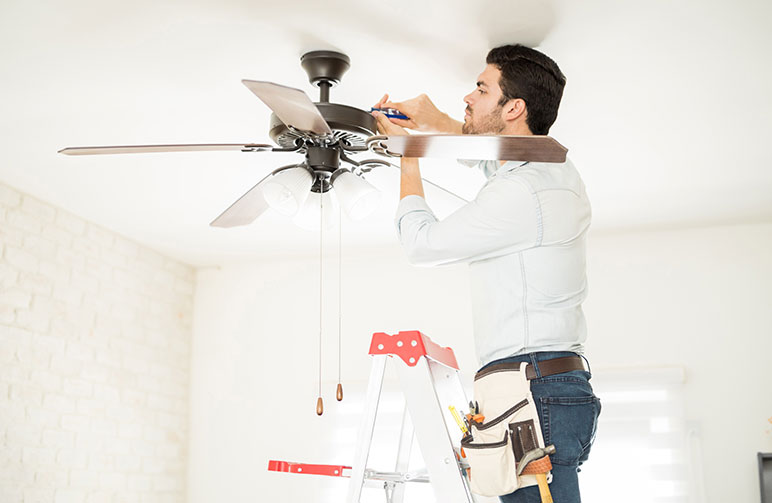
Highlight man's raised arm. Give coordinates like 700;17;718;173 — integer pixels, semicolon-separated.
373;93;462;134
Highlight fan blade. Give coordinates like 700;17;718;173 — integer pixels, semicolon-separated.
58;143;272;156
370;134;568;163
210;173;273;228
421;177;469;203
361;159;469;204
242;80;332;136
210;166;291;228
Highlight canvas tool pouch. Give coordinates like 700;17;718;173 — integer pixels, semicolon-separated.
461;362;552;497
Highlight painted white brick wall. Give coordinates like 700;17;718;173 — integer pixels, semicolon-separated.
0;182;194;503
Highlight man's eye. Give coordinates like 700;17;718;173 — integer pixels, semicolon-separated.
478;89;485;94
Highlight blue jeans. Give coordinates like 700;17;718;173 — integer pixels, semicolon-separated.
478;351;601;503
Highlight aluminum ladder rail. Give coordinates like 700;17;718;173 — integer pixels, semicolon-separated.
346;330;476;503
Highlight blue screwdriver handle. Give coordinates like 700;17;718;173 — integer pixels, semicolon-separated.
371;107;410;120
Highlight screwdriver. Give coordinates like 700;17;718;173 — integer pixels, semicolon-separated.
448;406;469;435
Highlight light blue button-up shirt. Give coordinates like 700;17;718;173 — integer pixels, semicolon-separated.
395;159;591;367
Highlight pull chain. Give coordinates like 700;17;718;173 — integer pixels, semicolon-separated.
316;190;324;416
336;206;343;402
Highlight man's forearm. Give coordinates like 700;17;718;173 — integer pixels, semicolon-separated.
400;158;425;199
438;113;463;134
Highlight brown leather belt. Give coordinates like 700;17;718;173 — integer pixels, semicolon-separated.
475;355;586;381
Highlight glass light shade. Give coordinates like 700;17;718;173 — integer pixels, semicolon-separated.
293;190;339;231
263;167;314;216
332;171;381;220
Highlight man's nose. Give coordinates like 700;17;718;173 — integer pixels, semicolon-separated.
463;91;474;106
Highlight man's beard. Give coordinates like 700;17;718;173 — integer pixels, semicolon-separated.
462;105;506;134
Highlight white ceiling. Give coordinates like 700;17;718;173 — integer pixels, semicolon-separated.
2;0;771;267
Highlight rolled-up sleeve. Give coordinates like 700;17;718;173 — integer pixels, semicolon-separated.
394;177;540;266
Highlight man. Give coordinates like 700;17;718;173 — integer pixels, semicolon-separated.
372;44;600;503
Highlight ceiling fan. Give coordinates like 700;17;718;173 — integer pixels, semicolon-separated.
59;50;568;415
58;50;568;228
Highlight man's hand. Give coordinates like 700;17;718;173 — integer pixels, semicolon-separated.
373;94;463;134
372;110;409;136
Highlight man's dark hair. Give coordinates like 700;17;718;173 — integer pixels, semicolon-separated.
486;44;566;135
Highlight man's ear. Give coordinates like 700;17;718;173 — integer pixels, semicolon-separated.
502;98;527;122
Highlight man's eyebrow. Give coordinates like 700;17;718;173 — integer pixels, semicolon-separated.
476;81;488;88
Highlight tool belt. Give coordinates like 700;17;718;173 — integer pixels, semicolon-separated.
461;356;584;496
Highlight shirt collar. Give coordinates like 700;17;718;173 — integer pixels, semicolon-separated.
487;160;528;179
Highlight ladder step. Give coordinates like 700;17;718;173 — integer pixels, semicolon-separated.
267;460;431;484
364;469;431;483
267;460;351;478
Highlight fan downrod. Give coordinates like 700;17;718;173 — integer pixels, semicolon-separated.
300;51;351;103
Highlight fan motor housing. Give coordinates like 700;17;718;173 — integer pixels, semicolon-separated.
268;103;377;149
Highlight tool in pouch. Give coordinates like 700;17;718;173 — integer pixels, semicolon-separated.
460;361;554;497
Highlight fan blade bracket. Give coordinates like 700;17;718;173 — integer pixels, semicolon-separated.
366;135;402;158
356;158;391;173
241;144;274;152
242;144;303;154
339;143;370;153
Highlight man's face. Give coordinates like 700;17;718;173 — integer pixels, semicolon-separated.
462;64;507;135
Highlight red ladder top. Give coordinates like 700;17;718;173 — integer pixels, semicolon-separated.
368;330;459;370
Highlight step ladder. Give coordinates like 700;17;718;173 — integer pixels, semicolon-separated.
268;330;477;503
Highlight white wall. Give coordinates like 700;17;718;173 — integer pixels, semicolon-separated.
189;222;772;503
584;223;772;502
0;182;195;503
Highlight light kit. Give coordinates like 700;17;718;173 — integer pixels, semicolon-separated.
331;169;380;221
262;165;314;216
